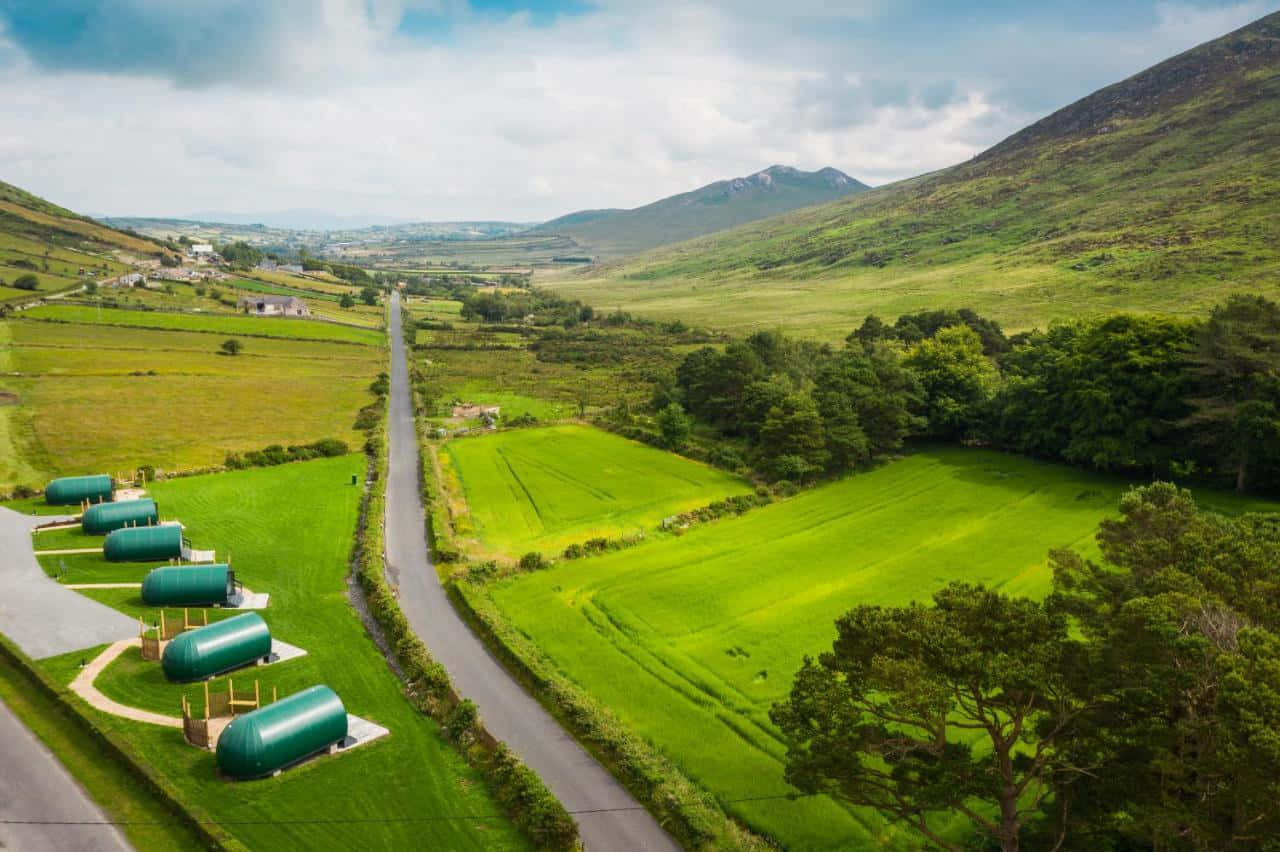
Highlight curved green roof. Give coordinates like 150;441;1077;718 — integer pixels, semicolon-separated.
141;564;233;606
45;475;112;506
161;612;270;682
216;685;347;779
82;499;159;535
104;525;182;562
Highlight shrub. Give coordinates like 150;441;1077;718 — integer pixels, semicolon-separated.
220;338;242;356
518;552;548;572
13;273;39;291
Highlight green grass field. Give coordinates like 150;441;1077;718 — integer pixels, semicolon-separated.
483;447;1280;848
34;455;527;850
0;318;382;490
440;425;752;558
21;304;384;345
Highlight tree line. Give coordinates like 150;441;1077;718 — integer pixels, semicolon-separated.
661;296;1280;494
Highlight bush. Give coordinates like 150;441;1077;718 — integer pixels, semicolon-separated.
220;338;242;356
13;273;39;291
224;439;350;470
518;552;548;572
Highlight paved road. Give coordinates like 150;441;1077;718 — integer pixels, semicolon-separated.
384;293;679;851
0;698;132;852
0;508;137;659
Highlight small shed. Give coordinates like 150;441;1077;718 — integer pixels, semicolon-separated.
141;564;236;606
45;474;113;506
162;613;271;682
82;498;159;535
216;685;348;779
104;525;183;562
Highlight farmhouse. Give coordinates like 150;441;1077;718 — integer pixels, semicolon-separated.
189;243;215;257
237;295;311;317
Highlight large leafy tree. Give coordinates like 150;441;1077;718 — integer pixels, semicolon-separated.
1185;294;1280;492
903;324;999;440
772;584;1089;852
758;393;829;482
996;315;1196;475
1050;483;1280;848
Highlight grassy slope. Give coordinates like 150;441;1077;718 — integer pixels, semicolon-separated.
486;447;1279;849
2;318;381;487
440;424;752;557
35;456;527;851
541;16;1280;339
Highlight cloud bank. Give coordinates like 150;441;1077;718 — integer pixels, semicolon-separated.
0;0;1273;221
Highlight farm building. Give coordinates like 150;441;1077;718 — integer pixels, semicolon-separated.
116;272;146;287
45;474;113;505
141;564;237;606
216;685;348;779
237;295;311;318
104;524;183;562
162;613;271;682
189;243;215;257
82;498;159;534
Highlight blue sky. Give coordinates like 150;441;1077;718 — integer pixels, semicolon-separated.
0;0;1274;221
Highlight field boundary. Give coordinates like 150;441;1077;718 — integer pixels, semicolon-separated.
16;312;381;347
0;632;240;851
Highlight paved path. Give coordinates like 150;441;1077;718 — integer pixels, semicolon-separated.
0;697;133;852
68;640;182;728
385;294;678;851
0;508;137;659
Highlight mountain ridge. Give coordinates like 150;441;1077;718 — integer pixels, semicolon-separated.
531;164;869;257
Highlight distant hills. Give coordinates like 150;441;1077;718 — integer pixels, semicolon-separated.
539;11;1280;339
532;165;869;257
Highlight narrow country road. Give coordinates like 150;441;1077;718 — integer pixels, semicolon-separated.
0;698;132;852
383;293;680;851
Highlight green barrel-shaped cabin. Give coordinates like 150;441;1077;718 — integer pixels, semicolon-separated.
161;613;271;682
141;564;236;606
216;685;348;779
82;498;159;535
45;474;113;506
104;525;183;562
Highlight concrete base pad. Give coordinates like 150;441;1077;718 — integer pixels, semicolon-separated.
265;638;307;665
340;714;390;752
225;589;269;609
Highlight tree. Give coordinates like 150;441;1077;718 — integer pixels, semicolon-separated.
996;315;1196;475
360;287;379;306
656;402;692;450
220;338;243;356
1049;483;1280;848
1185;295;1280;492
903;324;998;440
772;583;1087;852
13;273;38;291
217;241;264;267
339;293;355;308
758;394;828;481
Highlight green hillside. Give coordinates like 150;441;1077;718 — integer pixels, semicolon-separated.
541;12;1280;338
533;165;868;257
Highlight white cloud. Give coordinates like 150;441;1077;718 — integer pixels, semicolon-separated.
0;0;1274;221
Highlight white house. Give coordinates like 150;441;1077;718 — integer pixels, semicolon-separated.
189;243;215;257
237;295;311;318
